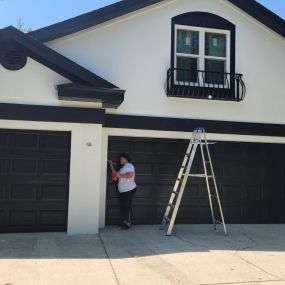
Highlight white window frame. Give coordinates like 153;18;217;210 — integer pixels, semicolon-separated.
174;25;231;88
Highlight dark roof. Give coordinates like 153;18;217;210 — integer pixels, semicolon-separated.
30;0;164;42
29;0;285;43
0;26;125;108
227;0;285;38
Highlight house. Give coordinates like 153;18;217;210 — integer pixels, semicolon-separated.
0;0;285;234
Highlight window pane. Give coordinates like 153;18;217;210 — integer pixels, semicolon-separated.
205;59;225;84
205;33;226;57
177;30;199;55
176;56;198;82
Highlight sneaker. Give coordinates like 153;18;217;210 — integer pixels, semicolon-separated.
121;222;131;230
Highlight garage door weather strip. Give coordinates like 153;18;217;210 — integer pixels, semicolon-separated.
160;128;227;236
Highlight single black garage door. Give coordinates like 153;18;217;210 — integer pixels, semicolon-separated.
0;129;71;233
106;137;285;225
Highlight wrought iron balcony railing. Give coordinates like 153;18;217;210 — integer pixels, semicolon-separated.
166;68;246;101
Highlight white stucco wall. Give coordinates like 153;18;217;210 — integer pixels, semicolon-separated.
0;58;102;109
0;120;102;235
49;0;285;124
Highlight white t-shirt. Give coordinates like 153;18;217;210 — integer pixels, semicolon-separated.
118;162;136;193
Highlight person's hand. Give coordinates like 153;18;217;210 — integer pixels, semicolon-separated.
116;172;121;179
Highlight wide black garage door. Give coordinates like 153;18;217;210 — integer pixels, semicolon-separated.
106;137;285;225
0;129;71;233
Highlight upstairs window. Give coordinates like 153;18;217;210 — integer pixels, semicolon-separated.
175;25;230;85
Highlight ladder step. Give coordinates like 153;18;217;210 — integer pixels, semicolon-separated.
214;219;223;225
168;203;175;209
188;174;213;178
172;191;179;195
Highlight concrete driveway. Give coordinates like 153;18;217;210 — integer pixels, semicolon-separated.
0;225;285;285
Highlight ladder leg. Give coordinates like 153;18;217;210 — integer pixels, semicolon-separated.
166;143;199;236
200;143;216;230
160;131;199;230
160;140;195;230
203;132;228;236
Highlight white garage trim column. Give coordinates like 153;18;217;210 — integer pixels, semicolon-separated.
68;124;102;235
99;130;109;228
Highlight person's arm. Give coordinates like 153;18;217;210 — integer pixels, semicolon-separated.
117;172;134;179
108;160;117;173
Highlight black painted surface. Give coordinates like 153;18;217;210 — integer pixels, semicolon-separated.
105;114;285;137
57;83;125;109
0;103;105;124
0;129;71;233
106;137;285;225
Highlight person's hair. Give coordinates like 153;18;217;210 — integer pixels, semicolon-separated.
120;153;131;162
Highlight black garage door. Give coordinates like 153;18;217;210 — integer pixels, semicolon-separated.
0;129;71;233
106;137;285;225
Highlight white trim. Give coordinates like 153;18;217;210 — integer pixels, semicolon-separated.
174;25;231;87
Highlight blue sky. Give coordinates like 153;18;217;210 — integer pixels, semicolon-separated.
0;0;284;31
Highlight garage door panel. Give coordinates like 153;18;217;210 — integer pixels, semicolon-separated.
223;163;243;177
133;141;153;153
39;211;66;226
244;206;267;222
12;159;38;174
133;206;156;223
0;131;9;148
108;140;132;153
41;134;70;150
40;185;67;201
0;129;70;233
153;141;187;155
223;206;244;222
0;211;4;225
9;184;37;201
244;163;262;177
12;132;40;149
133;184;152;200
135;163;153;176
9;211;36;226
265;205;284;222
106;137;285;225
262;184;284;201
177;206;212;223
244;184;263;201
0;185;5;200
0;159;8;174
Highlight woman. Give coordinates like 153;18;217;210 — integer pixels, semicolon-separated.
108;153;136;230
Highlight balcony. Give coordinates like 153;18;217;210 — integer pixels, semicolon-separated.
165;68;246;101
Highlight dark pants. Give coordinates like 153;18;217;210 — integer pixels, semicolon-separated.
120;188;136;223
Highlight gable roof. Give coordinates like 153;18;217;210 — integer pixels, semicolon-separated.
0;26;116;88
0;26;125;108
29;0;285;43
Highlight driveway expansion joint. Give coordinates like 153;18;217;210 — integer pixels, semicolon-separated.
98;233;121;285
